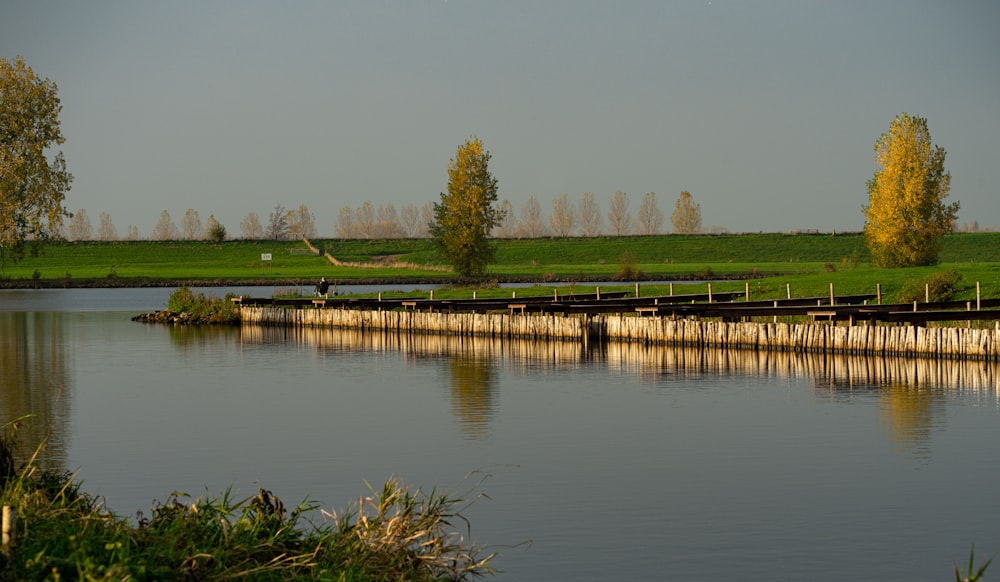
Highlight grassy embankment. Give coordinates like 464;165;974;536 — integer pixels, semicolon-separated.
4;232;999;303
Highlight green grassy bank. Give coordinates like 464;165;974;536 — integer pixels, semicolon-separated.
4;232;998;304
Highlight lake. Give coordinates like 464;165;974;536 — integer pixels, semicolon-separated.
2;287;999;581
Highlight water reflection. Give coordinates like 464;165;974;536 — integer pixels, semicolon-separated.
0;312;70;470
239;326;999;451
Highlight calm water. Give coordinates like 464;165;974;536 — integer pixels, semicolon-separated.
2;288;999;581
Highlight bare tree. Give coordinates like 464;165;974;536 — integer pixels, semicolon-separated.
376;203;402;237
418;202;434;238
578;192;602;237
355;201;375;238
670;190;702;234
287;204;317;239
607;191;633;236
549;193;576;237
637;192;664;235
495;199;517;238
335;206;356;238
124;225;140;241
400;203;420;237
518;195;547;238
181;208;202;240
150;210;179;241
240;212;263;239
97;211;118;241
67;209;93;241
266;204;289;240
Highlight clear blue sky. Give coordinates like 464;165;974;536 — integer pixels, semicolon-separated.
3;0;998;236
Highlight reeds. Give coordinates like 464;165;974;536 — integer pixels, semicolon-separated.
0;424;495;580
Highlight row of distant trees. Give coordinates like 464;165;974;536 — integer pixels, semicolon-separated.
61;191;706;242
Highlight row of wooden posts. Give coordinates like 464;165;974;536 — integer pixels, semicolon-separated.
240;304;1000;360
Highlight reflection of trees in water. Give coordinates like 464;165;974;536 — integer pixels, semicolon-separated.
878;385;941;461
242;325;999;454
448;355;496;440
0;312;70;471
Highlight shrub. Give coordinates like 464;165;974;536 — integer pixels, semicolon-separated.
898;269;963;303
613;251;640;281
167;287;239;324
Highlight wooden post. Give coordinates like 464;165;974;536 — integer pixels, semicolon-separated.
708;283;713;303
925;284;929;303
2;505;14;546
635;282;640;298
877;283;882;305
473;291;477;299
786;283;791;300
669;282;674;296
512;290;516;299
829;283;835;306
554;288;558;300
745;281;750;302
378;291;382;301
977;281;981;310
430;290;434;300
596;287;600;300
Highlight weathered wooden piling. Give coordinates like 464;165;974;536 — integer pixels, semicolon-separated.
240;306;1000;360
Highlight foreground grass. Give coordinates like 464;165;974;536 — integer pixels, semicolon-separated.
0;426;495;581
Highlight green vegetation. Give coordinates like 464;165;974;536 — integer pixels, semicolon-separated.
2;234;999;305
165;287;240;324
0;423;494;580
429;136;503;276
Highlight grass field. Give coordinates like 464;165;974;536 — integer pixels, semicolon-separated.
2;233;999;303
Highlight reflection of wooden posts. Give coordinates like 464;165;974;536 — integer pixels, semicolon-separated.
2;505;14;546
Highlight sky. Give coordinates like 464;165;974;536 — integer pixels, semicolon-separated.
2;0;998;237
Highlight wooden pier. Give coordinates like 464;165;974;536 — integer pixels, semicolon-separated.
235;290;1000;360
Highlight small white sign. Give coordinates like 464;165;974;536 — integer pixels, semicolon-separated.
261;253;272;261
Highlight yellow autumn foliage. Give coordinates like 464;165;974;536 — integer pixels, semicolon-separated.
863;113;957;268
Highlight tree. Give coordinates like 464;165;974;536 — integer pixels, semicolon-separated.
97;211;117;241
67;208;92;241
335;206;356;238
607;191;633;236
240;212;263;239
429;135;502;277
0;56;72;263
670;190;702;234
286;204;316;239
517;195;546;238
578;192;602;237
204;214;226;242
400;203;420;238
355;201;375;238
375;203;402;238
863;113;958;268
180;208;201;240
123;224;140;241
150;210;178;240
495;199;516;238
266;204;288;240
637;192;663;235
549;193;576;237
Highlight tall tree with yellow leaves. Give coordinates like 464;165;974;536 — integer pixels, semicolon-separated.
863;113;958;268
429;136;503;276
